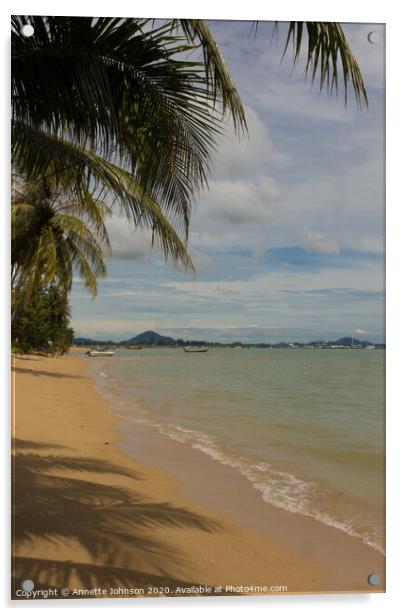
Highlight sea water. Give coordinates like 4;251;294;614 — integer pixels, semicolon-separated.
89;348;385;554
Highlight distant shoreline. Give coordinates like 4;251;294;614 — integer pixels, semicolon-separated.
72;340;385;351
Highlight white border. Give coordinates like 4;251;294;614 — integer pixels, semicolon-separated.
2;1;401;614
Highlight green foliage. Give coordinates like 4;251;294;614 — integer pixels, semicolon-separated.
12;178;108;299
277;21;368;107
11;178;109;352
12;284;74;355
11;16;249;270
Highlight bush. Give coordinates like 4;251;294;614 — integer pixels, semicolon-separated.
12;284;74;355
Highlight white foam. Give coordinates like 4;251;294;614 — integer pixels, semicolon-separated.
90;366;385;556
143;419;385;555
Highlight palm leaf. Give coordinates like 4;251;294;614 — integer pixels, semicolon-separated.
173;19;247;134
11;181;108;299
12;127;195;273
276;21;368;106
11;16;230;237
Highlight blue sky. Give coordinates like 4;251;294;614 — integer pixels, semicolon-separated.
70;21;385;343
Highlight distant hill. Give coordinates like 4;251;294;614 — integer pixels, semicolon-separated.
124;330;176;346
334;337;370;346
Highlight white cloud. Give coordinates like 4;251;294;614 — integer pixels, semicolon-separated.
105;215;215;273
201;176;281;225
188;248;214;271
302;231;340;255
106;216;154;261
212;106;283;180
355;236;384;255
188;106;283;228
173;246;214;274
353;327;368;335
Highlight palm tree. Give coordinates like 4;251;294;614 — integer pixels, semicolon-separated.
11;17;367;273
12;178;108;300
11;177;113;349
11;177;113;340
11;17;247;272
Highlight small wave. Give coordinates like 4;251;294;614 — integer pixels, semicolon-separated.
89;367;385;556
121;416;385;555
313;512;385;555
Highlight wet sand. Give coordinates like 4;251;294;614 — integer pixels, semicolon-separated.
11;354;384;599
119;419;385;593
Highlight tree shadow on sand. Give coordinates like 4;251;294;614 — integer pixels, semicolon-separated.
12;366;83;379
12;439;222;599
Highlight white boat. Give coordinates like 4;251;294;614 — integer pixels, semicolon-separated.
183;346;208;353
86;348;115;357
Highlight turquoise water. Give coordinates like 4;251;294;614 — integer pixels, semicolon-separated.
88;348;385;553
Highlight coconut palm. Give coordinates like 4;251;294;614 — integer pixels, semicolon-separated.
11;176;114;348
11;16;247;271
11;16;367;273
12;178;109;300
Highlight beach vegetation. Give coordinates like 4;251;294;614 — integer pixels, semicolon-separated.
11;178;108;350
11;16;248;273
12;283;74;355
12;177;108;299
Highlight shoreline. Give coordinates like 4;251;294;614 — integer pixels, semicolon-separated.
12;354;385;597
117;418;385;586
88;348;384;556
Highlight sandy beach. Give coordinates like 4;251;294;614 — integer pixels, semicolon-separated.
11;353;385;599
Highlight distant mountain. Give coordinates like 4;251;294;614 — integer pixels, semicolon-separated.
124;330;176;346
334;337;370;346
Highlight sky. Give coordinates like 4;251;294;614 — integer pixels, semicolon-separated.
70;20;385;343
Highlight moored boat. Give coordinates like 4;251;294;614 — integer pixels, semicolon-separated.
85;348;115;357
183;346;208;353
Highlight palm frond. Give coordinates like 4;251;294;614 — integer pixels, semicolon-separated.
11;180;108;298
174;19;247;134
276;21;368;107
12;126;195;273
11;15;230;235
